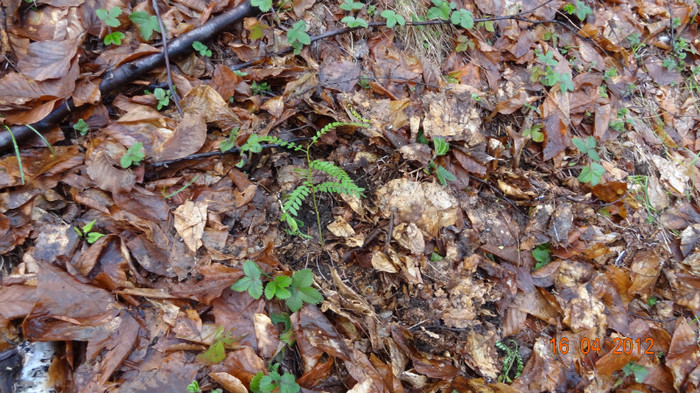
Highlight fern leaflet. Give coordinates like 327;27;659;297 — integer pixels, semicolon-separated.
314;181;364;198
310;121;369;146
281;182;311;219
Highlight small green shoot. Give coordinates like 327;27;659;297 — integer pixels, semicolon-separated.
562;0;593;21
340;0;363;11
197;326;236;364
265;275;292;300
129;11;161;40
430;252;443;262
614;362;648;388
186;380;201;392
341;16;369;28
220;126;240;153
153;87;171;110
25;124;54;157
96;6;122;27
426;137;456;186
103;31;125;46
74;219;105;244
192;41;212;57
572;136;605;186
287;20;310;55
251;81;271;96
451;8;474;29
250;363;300;393
120;142;145;168
532;243;552;270
3;125;25;185
522;124;544;142
74;119;89;136
647;296;657;307
232;260;264;299
427;0;456;20
162;175;200;199
251;0;272;12
496;339;524;383
381;10;405;27
285;268;323;312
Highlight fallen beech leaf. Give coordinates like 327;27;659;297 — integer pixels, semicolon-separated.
153;112;207;161
173;200;208;253
86;151;136;195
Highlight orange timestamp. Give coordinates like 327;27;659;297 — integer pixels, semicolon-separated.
550;336;655;356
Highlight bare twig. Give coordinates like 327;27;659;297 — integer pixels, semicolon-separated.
151;0;184;116
0;0;256;153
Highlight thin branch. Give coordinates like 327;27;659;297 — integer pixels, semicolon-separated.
0;0;257;154
152;0;184;116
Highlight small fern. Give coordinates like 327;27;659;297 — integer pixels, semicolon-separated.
496;339;524;384
237;106;370;244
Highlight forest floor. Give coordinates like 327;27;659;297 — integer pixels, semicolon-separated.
1;0;700;392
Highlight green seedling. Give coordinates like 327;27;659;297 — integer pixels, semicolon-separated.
341;16;369;28
187;380;201;393
250;363;300;393
451;8;474;29
251;0;272;12
425;137;456;186
103;31;125;46
231;261;323;312
562;0;593;21
219;126;240;153
287;20;310;55
427;0;456;20
74;119;89;136
153;87;171;110
496;339;524;383
522;124;544;142
74;219;105;244
572;136;605;185
192;41;212;57
197;326;237;364
251;81;271;96
614;362;648;388
129;11;161;40
381;10;405;27
120;142;145;168
96;6;122;27
532;243;552;270
340;0;363;11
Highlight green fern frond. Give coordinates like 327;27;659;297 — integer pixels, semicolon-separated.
311;121;368;146
258;135;304;151
347;104;371;124
314;181;364;198
309;160;365;197
282;183;311;218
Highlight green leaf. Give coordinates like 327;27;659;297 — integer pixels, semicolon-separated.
433;137;450;156
82;219;97;234
578;165;593;184
250;372;264;392
285;289;304;312
381;10;405;28
537;51;558;67
292;268;314;288
104;31;125;46
197;340;226;364
86;231;104;244
96;6;121;27
532;243;551;270
559;72;574;93
74;227;83;237
251;0;272;12
243;260;261;278
265;275;292;300
430;252;443;261
542;68;561;86
129;11;161;40
231;276;253;292
341;16;368;28
572;137;587;152
450;9;474;29
153;87;171;110
622;362;648;383
120;142;145;168
279;372;300;393
192;41;212;57
427;0;453;20
298;286;323;305
73;119;89;135
187;380;201;393
287;20;310;55
572;0;593;21
340;0;364;11
436;165;456;185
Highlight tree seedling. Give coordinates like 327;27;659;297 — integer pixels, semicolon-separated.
287;20;310;55
496;339;524;383
340;0;363;11
232;260;323;312
129;11;161;40
192;41;212;57
381;10;405;27
96;7;124;46
74;219;105;244
120;142;145;168
532;243;552;270
614;361;648;388
250;363;300;393
152;87;172;110
572;136;605;186
426;137;456;186
197;326;237;364
251;81;271;96
562;0;593;22
522;124;544;142
73;119;89;136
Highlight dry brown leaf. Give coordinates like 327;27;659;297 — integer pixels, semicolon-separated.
153;112;207;161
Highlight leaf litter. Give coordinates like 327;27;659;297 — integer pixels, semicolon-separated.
1;0;700;392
